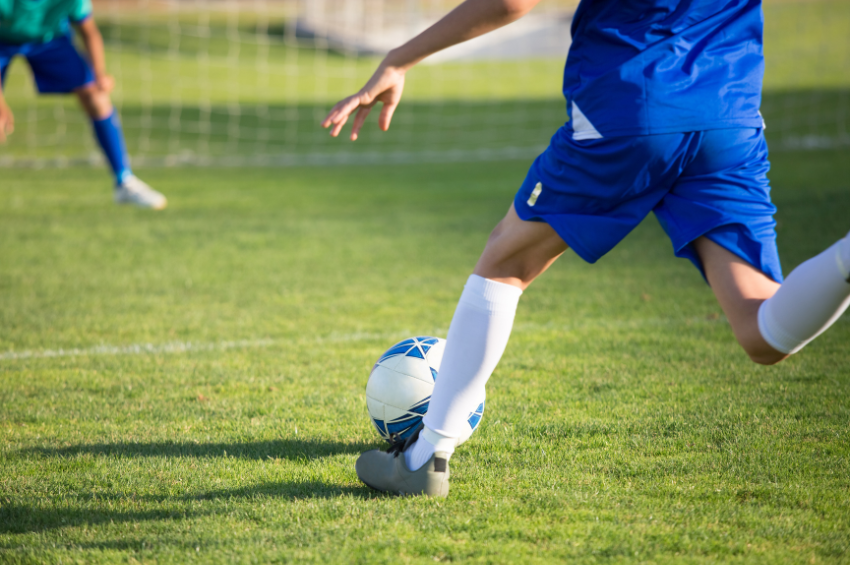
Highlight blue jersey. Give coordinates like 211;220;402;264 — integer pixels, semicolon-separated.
563;0;765;139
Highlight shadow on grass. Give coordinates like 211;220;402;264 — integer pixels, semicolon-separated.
20;437;377;461
0;504;201;535
0;478;382;534
5;439;391;533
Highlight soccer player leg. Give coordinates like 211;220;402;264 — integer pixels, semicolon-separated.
697;233;850;363
756;233;850;357
404;205;568;472
83;97;166;208
75;84;133;185
661;128;850;364
65;58;164;207
694;237;785;364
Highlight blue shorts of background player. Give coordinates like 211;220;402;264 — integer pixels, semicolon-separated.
0;34;94;93
513;127;783;284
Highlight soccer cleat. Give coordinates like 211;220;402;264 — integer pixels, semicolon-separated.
115;175;167;210
355;424;451;497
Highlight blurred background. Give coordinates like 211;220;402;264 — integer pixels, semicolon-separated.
0;0;847;168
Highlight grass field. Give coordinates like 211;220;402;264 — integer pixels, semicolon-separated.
2;146;850;563
2;0;850;561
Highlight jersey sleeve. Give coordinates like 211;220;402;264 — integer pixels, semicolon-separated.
69;0;93;23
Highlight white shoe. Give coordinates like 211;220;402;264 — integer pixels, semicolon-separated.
115;175;167;210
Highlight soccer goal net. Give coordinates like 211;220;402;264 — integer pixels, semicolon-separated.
0;0;847;169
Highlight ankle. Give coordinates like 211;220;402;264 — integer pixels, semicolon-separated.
405;426;457;472
422;427;457;457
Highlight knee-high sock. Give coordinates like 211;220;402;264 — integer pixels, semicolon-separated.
406;275;522;471
758;233;850;354
92;110;131;184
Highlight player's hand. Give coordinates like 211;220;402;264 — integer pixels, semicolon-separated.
0;103;14;143
321;63;406;141
96;74;115;93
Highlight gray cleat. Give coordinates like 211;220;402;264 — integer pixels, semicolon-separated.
355;425;451;497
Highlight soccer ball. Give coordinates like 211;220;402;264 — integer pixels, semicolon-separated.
366;336;485;445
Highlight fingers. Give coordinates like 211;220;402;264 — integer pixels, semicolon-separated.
322;98;394;140
350;106;372;141
321;99;347;130
378;102;398;132
321;64;406;140
322;96;362;137
329;113;350;138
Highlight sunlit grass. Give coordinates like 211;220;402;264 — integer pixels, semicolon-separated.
1;147;849;563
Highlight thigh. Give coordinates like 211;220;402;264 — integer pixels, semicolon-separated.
25;35;93;94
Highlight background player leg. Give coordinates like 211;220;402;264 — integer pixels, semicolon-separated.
76;84;166;209
695;234;850;365
405;204;568;471
76;84;131;184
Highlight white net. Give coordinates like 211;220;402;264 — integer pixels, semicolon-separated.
0;0;847;169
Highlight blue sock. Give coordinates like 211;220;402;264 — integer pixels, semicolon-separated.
92;110;131;185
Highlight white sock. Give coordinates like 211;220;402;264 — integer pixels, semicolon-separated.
405;275;522;471
404;427;459;471
758;232;850;354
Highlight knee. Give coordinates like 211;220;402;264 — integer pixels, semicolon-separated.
721;298;789;366
477;226;537;286
76;85;112;119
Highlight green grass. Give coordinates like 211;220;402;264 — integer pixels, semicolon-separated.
2;148;850;563
1;0;850;561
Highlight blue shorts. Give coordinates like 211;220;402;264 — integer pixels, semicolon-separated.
0;34;94;93
514;127;782;283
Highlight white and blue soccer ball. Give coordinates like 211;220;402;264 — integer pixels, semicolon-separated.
366;336;485;445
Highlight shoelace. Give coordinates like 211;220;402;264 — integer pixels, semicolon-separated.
386;423;424;458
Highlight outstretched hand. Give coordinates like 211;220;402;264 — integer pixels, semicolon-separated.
320;0;541;140
321;63;406;140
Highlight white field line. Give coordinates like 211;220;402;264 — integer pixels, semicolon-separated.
0;316;729;363
0;339;274;361
0;332;402;362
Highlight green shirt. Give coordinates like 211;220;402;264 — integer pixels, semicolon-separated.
0;0;92;44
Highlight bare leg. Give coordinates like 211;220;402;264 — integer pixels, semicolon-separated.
75;83;113;119
694;237;787;365
473;203;569;289
75;82;140;192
